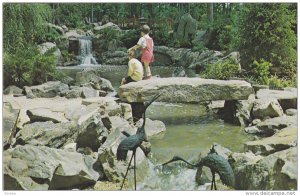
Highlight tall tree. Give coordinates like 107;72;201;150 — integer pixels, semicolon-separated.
3;3;52;52
238;3;296;76
207;3;214;23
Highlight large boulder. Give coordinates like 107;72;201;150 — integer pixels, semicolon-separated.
252;98;284;120
3;102;19;143
38;42;64;66
144;118;166;138
118;78;253;103
76;113;109;152
94;22;121;32
286;109;297;116
4;85;23;95
45;23;64;34
256;89;297;111
27;108;69;123
75;69;114;92
62;86;98;99
82;97;127;118
174;13;197;46
64;30;85;39
253;115;297;136
244;126;297;155
24;81;69;98
15;121;77;148
153;46;224;69
100;51;128;65
230;147;297;190
4;145;100;190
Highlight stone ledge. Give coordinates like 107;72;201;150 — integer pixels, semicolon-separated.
118;78;253;103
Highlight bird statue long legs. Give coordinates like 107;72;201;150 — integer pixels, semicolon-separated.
160;145;235;190
120;149;136;190
117;93;162;190
211;171;217;190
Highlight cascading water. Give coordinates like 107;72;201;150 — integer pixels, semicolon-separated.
79;37;98;65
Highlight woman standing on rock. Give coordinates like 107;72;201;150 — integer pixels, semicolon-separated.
128;25;154;80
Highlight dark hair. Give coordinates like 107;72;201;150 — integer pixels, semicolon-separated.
140;25;150;34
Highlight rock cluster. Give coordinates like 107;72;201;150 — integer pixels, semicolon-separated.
202;87;297;190
3;78;165;190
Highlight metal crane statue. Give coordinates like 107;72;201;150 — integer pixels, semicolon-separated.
161;145;235;190
117;93;161;190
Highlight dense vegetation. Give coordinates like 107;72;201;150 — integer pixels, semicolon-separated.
3;3;297;88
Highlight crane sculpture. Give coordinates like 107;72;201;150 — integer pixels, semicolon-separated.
117;93;161;190
161;145;235;190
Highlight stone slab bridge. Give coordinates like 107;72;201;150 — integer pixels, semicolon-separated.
118;77;254;122
118;77;253;103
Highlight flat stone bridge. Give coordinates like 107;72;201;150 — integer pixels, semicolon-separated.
118;77;254;103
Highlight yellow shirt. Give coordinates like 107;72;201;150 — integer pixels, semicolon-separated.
128;58;143;81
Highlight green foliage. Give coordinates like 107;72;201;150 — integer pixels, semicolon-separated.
202;58;241;80
153;24;171;45
120;29;139;48
267;75;297;89
42;27;61;43
3;45;64;87
96;28;120;41
3;3;52;52
61;49;76;62
94;28;121;52
192;43;208;52
250;59;272;84
238;3;297;77
53;4;85;28
205;21;233;51
245;59;296;88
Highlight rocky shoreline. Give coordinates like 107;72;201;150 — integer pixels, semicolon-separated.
3;68;297;190
3;69;166;190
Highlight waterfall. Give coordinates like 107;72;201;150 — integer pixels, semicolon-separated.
79;37;98;65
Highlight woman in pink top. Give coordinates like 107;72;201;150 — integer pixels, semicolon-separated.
128;25;154;80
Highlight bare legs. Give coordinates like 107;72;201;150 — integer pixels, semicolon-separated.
143;62;152;79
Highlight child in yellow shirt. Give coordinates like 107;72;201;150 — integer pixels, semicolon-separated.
121;50;144;85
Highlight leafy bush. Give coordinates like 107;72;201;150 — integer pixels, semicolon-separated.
238;4;296;76
42;27;61;43
152;24;170;46
250;59;272;84
244;59;296;88
3;45;64;87
192;43;208;52
61;49;76;62
267;75;297;89
120;29;139;48
202;58;241;80
96;27;120;41
3;3;52;52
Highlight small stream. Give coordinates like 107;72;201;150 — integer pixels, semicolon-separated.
59;65;253;190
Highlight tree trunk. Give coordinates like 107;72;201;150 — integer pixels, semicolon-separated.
91;4;94;23
207;3;214;23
